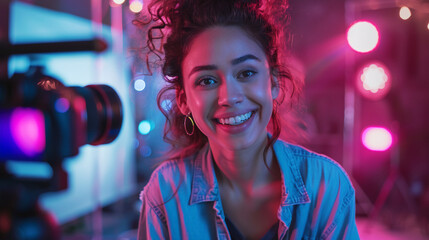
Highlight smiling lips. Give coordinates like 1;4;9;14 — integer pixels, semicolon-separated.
217;111;253;125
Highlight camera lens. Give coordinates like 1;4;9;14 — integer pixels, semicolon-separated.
71;85;123;146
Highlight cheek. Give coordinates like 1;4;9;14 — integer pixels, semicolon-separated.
188;95;215;134
187;91;212;122
187;91;206;110
248;76;275;121
251;75;274;101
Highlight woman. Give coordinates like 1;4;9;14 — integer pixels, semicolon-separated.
136;0;359;239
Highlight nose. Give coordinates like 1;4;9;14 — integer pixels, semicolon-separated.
217;78;244;106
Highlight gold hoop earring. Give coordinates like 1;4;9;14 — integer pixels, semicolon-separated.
184;113;195;136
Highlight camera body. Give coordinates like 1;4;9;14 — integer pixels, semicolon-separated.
0;65;123;162
0;37;124;239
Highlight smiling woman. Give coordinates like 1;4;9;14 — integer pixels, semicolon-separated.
179;26;276;154
134;0;360;239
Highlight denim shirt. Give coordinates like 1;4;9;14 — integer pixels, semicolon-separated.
138;139;360;240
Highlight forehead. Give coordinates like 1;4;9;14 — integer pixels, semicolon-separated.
182;26;268;74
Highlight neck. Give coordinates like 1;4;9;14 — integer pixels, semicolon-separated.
210;135;276;194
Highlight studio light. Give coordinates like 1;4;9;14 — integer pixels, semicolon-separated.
399;6;412;20
129;0;143;13
347;21;379;53
356;62;391;100
362;126;393;151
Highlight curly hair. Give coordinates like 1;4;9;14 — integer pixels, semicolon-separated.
133;0;301;161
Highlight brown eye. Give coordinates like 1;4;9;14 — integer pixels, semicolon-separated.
198;77;217;86
238;70;256;79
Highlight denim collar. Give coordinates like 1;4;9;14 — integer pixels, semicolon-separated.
189;144;219;204
189;138;310;207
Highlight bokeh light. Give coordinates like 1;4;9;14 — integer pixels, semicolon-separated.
362;127;393;151
113;0;126;4
134;79;146;91
399;6;411;20
161;99;172;112
138;120;152;135
347;21;379;53
129;0;143;13
55;98;70;113
361;64;388;93
140;145;152;157
356;62;391;100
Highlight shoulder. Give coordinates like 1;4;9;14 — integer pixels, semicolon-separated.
276;140;358;238
140;156;195;205
275;139;354;192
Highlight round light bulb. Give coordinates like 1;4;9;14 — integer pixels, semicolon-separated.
130;0;143;13
113;0;126;4
347;21;379;53
399;6;411;20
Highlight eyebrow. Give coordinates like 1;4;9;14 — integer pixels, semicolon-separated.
231;54;261;65
188;54;261;78
188;65;217;78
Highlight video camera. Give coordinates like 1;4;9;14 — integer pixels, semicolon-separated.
0;39;123;239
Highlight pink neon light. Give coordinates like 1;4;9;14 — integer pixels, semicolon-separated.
361;64;388;93
356;62;391;100
347;21;379;53
362;127;393;151
10;108;45;157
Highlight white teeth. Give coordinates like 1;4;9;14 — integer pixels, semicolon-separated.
235;116;241;123
218;112;252;126
230;117;236;125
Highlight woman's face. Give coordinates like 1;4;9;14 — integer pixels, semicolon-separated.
179;26;278;152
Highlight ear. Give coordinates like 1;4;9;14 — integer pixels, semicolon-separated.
176;88;189;115
271;75;280;100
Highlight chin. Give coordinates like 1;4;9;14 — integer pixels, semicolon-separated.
213;132;266;152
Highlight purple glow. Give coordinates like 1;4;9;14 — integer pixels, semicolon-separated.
11;108;45;157
362;127;393;151
55;98;70;113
